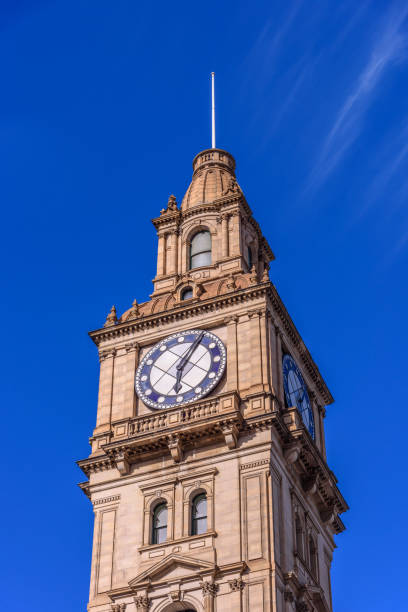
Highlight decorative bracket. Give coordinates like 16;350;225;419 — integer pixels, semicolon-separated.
222;423;239;449
115;450;131;476
167;435;182;462
301;468;319;495
229;578;245;591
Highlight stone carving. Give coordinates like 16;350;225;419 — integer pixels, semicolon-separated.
226;275;237;292
111;604;126;612
221;176;241;196
104;305;118;327
200;581;218;597
93;495;120;506
114;450;130;476
99;347;116;362
134;595;150;609
128;299;140;319
228;578;245;591
161;194;178;215
167;435;182;462
249;264;258;285
169;589;181;601
124;340;139;353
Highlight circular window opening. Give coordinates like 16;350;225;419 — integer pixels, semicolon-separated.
181;287;193;300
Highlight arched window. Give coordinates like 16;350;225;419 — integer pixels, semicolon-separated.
295;515;304;558
309;535;318;577
151;503;167;544
247;246;253;269
190;230;211;269
191;493;207;535
181;286;193;300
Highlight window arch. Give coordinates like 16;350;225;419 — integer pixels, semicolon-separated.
308;534;318;577
247;246;253;269
295;515;304;558
190;230;211;269
191;493;207;535
181;286;193;300
151;502;167;544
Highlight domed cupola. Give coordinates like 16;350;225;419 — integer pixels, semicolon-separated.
181;148;241;211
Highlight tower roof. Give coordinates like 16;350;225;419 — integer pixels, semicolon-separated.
181;148;241;211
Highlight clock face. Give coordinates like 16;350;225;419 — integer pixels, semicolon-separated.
135;329;226;410
282;354;315;440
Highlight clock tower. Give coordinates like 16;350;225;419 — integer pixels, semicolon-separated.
78;147;347;612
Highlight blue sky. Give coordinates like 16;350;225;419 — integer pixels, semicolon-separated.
1;1;407;610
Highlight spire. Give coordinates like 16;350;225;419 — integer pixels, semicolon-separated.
211;72;216;149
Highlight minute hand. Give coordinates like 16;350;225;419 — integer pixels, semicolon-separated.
174;332;205;391
177;331;205;371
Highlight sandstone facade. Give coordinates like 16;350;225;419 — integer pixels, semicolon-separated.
78;148;347;612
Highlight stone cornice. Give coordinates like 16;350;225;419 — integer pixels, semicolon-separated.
89;283;269;344
78;396;347;533
89;280;332;405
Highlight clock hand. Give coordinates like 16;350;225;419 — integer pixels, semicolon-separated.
174;368;183;393
177;331;205;371
173;331;205;392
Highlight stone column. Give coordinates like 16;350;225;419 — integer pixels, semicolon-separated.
111;341;139;421
228;578;245;610
275;326;285;407
249;310;263;392
259;310;270;390
124;341;139;417
229;211;241;257
318;403;327;459
225;315;239;392
169;231;178;276
200;581;218;612
96;348;116;429
221;213;229;258
156;233;165;276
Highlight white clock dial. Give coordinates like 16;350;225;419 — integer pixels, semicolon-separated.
135;329;226;409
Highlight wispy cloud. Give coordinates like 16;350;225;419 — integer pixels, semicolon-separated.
241;1;303;99
307;3;408;191
364;122;408;214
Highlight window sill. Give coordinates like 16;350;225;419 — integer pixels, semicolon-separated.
139;530;217;553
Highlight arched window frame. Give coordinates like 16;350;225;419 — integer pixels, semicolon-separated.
180;286;194;301
295;513;305;559
190;492;208;536
189;229;212;270
247;245;253;270
151;501;168;545
181;480;214;538
308;533;318;578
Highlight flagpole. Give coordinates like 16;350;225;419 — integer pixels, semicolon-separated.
211;72;216;149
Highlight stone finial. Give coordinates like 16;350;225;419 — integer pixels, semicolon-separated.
249;264;258;285
167;194;178;210
262;267;269;282
161;194;178;215
129;299;140;319
104;305;117;327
